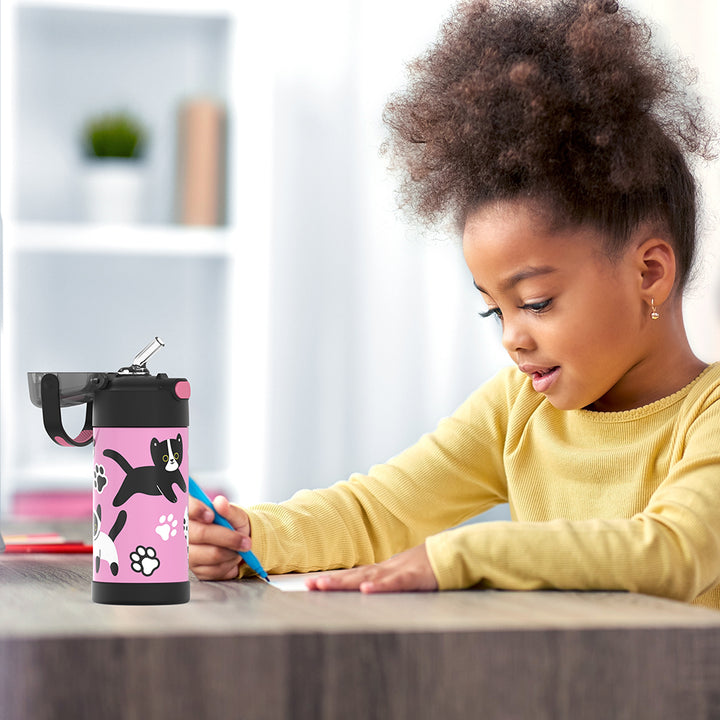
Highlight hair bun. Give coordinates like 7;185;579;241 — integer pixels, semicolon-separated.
587;0;619;13
382;0;715;266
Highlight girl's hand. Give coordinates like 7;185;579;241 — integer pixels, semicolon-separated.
305;543;438;593
188;495;252;580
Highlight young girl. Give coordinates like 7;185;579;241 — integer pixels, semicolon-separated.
190;0;720;608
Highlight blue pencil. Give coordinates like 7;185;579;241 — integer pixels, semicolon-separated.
188;477;270;583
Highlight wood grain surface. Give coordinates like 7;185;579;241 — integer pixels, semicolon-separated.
2;552;720;720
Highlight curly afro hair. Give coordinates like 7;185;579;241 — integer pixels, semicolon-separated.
382;0;716;289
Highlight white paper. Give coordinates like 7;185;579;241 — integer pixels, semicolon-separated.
267;574;311;592
267;570;346;591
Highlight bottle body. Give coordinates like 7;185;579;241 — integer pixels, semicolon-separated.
92;426;189;604
91;374;190;605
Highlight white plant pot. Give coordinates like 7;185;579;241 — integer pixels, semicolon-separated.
82;159;146;224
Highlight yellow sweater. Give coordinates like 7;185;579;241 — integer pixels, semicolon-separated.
244;363;720;609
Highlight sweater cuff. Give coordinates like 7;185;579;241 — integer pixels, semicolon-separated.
426;527;472;590
426;523;498;590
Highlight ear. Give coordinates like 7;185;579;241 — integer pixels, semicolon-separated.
633;237;676;309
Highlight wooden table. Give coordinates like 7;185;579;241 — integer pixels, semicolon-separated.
2;553;720;720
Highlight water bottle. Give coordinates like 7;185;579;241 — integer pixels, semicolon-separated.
28;338;191;605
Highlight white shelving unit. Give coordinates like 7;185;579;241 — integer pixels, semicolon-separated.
1;0;275;512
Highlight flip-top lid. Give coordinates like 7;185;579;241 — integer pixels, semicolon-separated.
28;337;167;409
27;372;109;408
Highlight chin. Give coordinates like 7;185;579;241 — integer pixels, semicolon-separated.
543;393;588;412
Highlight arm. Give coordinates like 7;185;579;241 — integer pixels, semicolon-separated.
212;368;520;579
425;395;720;603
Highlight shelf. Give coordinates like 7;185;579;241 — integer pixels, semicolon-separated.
5;3;232;226
4;221;239;257
0;0;273;515
13;0;240;15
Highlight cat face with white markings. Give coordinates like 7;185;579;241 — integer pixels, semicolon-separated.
152;436;182;472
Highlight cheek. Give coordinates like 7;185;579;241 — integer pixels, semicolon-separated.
563;296;636;360
545;295;615;358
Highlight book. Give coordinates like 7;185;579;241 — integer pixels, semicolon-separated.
176;98;227;226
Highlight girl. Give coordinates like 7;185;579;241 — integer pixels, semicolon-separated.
190;0;720;608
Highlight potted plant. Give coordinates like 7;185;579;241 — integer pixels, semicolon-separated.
81;111;148;224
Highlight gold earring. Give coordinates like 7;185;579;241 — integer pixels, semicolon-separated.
650;298;660;320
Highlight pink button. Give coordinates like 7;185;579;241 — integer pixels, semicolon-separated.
174;380;191;399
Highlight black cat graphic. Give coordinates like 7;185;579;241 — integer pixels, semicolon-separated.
93;505;127;576
105;434;186;507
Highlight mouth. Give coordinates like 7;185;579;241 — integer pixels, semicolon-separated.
519;365;560;394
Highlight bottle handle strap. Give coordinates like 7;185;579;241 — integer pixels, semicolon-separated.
40;374;94;447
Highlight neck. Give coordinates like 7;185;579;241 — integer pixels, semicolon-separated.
588;302;707;412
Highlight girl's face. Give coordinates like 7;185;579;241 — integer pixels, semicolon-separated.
463;200;654;411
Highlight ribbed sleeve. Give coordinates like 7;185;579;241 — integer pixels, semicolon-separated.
242;364;720;609
243;367;519;575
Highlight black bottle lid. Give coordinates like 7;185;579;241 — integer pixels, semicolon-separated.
92;373;190;428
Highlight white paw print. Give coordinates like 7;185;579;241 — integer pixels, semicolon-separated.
130;546;160;577
155;513;178;541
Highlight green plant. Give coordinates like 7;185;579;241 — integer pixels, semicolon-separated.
84;112;146;159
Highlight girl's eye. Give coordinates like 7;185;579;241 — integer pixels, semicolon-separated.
479;307;503;320
522;299;552;314
478;299;551;321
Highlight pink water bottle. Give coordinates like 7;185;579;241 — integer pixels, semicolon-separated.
29;338;191;605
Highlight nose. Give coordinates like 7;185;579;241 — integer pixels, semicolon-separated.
501;315;535;355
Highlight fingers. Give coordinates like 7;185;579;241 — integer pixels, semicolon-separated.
190;546;242;581
188;495;251;549
188;533;242;580
188;495;250;533
188;493;253;581
307;565;412;593
306;544;438;594
305;566;380;593
188;496;214;523
212;495;251;536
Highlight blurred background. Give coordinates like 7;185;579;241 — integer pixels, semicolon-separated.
1;0;718;521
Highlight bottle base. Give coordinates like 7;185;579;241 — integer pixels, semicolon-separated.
92;580;190;605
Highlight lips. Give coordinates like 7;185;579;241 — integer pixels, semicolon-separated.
519;364;560;393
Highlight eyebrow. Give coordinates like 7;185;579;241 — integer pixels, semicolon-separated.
473;266;558;295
